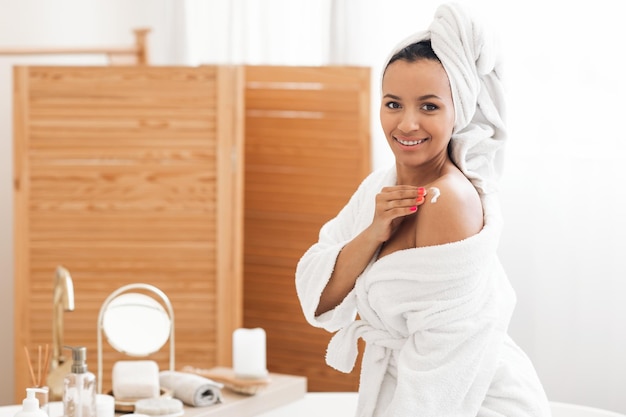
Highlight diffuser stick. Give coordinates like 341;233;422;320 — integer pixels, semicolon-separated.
23;346;37;387
37;345;42;389
41;344;51;387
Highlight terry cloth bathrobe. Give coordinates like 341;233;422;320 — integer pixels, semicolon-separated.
295;3;551;417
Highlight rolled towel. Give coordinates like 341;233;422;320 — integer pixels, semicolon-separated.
112;360;160;400
159;370;223;407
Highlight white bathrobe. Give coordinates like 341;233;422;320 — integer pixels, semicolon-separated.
295;167;551;417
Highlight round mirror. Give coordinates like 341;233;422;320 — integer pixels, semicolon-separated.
102;292;171;356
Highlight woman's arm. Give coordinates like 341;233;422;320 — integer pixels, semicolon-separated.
314;227;380;316
315;186;425;315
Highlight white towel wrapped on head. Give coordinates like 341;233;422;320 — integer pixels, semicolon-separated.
159;371;223;407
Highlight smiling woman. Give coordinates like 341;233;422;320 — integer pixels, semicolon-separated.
295;4;551;416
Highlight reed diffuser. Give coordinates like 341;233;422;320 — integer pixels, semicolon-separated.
24;344;51;413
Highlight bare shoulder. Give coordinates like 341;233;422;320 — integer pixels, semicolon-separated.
414;173;483;247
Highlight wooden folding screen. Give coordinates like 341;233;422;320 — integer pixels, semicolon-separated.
13;65;244;401
242;66;371;392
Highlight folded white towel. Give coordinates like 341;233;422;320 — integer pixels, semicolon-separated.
159;371;223;407
112;360;160;400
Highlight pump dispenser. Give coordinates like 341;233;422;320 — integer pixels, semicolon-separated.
14;388;48;417
63;346;96;417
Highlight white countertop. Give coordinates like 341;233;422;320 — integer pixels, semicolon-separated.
256;392;357;417
5;393;625;417
0;393;358;417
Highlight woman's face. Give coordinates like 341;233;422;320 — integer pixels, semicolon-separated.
380;58;455;170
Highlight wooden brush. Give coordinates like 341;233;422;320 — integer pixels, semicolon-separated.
181;366;270;396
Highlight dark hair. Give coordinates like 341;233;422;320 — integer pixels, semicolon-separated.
386;40;440;70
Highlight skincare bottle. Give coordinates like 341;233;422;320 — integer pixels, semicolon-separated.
63;346;96;417
14;388;48;417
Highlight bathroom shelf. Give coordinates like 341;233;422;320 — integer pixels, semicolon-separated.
180;367;307;417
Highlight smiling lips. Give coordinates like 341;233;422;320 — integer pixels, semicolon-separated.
395;137;427;146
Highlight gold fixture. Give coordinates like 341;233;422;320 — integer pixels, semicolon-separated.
47;266;75;400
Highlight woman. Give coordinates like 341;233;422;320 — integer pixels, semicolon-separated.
295;3;551;417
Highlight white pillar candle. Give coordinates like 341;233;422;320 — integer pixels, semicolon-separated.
232;328;268;379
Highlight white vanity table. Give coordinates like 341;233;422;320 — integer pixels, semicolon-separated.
3;393;626;417
0;393;357;417
1;370;343;417
255;392;357;417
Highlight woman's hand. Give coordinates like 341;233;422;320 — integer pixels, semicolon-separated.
370;186;425;242
313;185;425;316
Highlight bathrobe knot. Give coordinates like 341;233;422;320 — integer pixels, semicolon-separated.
326;319;404;374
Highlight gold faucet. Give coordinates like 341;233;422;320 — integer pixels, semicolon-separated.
47;266;75;400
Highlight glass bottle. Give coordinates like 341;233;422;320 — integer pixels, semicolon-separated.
63;346;96;417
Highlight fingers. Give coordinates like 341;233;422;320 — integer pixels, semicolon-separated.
370;186;427;243
378;186;426;213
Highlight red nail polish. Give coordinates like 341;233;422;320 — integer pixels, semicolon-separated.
410;206;417;212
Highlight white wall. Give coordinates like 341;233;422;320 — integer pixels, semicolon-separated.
2;0;626;413
492;3;626;411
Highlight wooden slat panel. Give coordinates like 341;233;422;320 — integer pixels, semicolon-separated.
13;66;244;402
242;66;370;392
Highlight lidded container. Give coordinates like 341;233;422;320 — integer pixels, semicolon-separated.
14;388;48;417
63;346;96;417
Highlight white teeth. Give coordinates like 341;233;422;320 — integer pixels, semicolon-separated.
396;138;425;146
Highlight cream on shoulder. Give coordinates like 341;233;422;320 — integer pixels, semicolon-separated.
427;187;440;203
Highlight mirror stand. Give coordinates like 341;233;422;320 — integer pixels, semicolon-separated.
96;283;175;394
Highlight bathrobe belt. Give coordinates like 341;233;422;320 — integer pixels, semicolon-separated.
326;319;405;416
